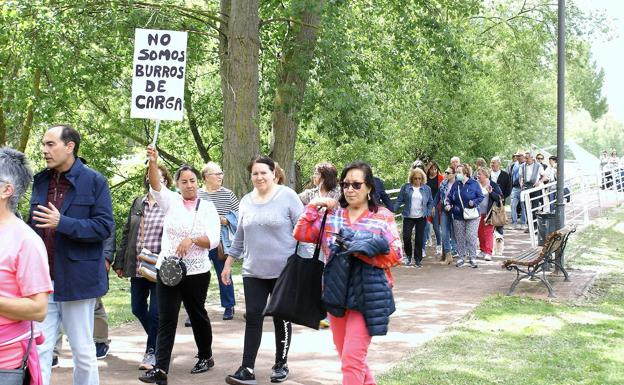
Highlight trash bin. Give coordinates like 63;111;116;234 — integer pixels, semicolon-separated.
536;212;557;246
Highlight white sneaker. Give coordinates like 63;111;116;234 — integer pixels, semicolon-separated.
477;251;485;260
484;254;492;261
139;348;156;370
436;245;442;255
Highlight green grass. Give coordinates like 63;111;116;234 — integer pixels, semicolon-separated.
102;262;243;327
379;207;624;385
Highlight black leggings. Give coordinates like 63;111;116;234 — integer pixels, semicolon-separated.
155;271;212;372
402;217;427;264
242;277;292;369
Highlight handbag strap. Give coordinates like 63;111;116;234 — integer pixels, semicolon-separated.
313;210;330;259
457;183;467;210
293;209;329;257
20;322;34;370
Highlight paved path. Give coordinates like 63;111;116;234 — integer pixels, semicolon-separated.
51;226;594;385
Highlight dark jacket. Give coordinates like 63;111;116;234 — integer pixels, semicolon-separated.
483;180;504;215
491;170;512;199
373;177;393;208
103;225;116;263
322;228;395;336
446;178;484;221
113;196;144;277
29;158;114;301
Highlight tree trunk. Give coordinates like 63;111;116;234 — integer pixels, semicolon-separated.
269;0;324;188
18;68;41;152
219;0;260;198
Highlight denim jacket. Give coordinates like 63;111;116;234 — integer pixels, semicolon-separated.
393;183;434;218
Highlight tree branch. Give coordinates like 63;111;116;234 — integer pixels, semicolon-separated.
184;84;211;162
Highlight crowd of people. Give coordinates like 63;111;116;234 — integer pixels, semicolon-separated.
1;123;569;385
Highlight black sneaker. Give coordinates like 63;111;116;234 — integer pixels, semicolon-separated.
223;307;234;320
225;366;257;385
139;368;168;385
51;356;59;369
270;362;289;383
95;342;109;359
190;356;215;374
184;317;192;327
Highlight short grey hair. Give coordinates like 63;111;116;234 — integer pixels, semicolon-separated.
201;161;222;178
491;156;501;163
0;147;33;212
450;156;460;163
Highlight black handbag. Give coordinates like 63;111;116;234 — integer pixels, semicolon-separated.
0;322;33;385
264;210;329;329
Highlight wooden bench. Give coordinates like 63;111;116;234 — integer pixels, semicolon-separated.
502;226;576;298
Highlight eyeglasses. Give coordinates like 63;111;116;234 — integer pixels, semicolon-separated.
205;172;224;177
444;171;453;175
413;177;423;180
536;157;544;161
340;181;364;190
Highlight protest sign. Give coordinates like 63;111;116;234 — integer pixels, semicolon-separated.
131;28;188;121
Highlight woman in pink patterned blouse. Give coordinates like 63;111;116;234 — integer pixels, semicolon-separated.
294;161;401;385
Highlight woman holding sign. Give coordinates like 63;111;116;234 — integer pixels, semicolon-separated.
139;145;220;385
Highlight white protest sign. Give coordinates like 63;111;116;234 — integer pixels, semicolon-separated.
131;28;188;121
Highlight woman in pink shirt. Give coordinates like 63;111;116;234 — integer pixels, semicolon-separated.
0;148;52;385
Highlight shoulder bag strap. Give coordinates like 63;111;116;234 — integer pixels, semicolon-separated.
313;210;330;259
20;322;34;370
457;183;466;210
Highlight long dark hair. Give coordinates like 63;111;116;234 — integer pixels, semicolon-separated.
338;161;378;213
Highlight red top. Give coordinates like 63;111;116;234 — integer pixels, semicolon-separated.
43;171;71;279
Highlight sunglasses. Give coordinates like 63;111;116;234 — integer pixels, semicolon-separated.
444;171;453;175
536;158;544;161
340;181;364;190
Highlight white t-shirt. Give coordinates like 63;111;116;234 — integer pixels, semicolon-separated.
491;169;501;183
523;162;545;184
408;188;423;218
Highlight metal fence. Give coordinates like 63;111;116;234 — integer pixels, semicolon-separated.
522;166;624;247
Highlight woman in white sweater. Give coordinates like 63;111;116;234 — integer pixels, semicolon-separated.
139;145;220;385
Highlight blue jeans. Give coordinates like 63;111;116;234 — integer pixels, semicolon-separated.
423;210;442;248
440;211;457;254
510;187;526;225
209;248;236;309
130;277;159;352
37;291;98;385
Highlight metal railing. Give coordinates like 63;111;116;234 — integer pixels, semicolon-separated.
521;167;624;247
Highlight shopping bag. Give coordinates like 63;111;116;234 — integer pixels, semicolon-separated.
264;211;328;329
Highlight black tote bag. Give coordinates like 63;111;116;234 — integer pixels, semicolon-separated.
264;211;328;329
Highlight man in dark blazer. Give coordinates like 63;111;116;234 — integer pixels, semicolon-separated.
490;156;511;235
29;124;114;385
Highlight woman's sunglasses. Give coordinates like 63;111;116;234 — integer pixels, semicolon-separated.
340;181;364;190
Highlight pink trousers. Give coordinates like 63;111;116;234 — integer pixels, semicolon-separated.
328;310;375;385
478;214;494;254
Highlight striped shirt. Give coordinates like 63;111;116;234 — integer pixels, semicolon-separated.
198;187;239;216
294;205;402;285
136;197;166;257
